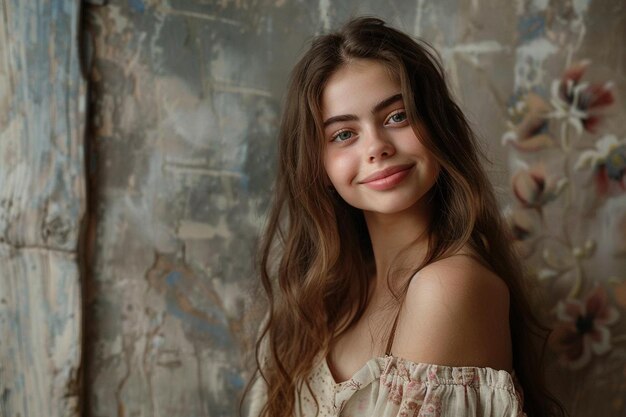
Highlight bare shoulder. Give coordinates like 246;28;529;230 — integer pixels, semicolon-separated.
391;254;513;371
412;254;510;306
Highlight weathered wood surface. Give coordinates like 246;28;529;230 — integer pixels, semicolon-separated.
0;1;85;417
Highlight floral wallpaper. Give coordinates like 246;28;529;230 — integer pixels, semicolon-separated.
502;3;626;413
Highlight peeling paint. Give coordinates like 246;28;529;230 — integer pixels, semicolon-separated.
159;5;244;27
319;0;331;31
412;0;426;37
178;219;232;240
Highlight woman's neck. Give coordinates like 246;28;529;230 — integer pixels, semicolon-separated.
363;201;432;292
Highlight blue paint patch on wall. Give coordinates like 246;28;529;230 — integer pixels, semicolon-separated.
166;271;182;287
165;297;232;348
164;270;229;325
128;0;145;13
224;368;245;390
517;14;545;42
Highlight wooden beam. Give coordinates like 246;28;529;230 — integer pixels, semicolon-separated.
0;1;85;416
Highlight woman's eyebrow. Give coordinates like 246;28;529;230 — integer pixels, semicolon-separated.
372;93;403;114
323;93;404;127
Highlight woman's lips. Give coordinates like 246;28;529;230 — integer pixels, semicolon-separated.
359;164;414;191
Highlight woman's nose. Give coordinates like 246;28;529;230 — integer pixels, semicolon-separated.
367;129;395;162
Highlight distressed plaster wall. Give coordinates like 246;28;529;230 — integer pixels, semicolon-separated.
81;1;625;417
0;1;85;417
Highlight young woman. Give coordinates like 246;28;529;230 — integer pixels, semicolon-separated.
245;17;565;417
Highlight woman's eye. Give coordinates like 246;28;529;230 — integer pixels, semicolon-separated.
332;130;354;142
387;111;407;124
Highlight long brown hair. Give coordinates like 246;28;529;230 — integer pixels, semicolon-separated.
246;16;565;417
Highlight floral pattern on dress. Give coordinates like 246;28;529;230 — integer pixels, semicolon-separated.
267;354;528;417
417;391;442;417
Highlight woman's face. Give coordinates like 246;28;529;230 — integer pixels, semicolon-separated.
321;59;440;216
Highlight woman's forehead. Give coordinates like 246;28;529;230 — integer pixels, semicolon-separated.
321;60;402;120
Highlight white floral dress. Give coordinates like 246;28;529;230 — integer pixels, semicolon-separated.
248;353;527;417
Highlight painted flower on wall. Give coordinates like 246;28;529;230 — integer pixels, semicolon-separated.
549;60;615;134
504;207;541;257
548;285;620;369
508;209;535;240
511;164;568;211
576;135;626;196
500;13;624;413
502;93;555;152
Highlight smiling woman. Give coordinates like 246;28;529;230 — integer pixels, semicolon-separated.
244;17;566;417
322;59;440;215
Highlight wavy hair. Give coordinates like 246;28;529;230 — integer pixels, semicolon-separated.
244;16;565;417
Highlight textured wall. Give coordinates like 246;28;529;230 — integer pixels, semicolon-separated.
0;1;85;416
82;1;276;416
81;1;625;417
